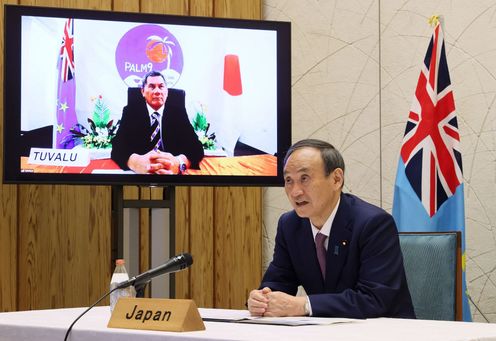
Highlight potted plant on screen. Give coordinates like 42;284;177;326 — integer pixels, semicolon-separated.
63;95;120;159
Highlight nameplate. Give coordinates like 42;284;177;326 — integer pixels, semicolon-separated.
28;148;90;167
107;298;205;332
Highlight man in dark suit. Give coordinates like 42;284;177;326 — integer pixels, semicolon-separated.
111;70;204;174
247;139;415;319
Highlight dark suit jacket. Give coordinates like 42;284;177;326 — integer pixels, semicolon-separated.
111;97;204;170
261;193;416;319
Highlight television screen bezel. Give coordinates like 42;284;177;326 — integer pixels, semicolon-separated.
3;4;291;187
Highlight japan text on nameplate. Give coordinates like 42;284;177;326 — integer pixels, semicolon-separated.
107;298;205;332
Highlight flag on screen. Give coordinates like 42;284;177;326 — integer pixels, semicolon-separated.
55;18;78;149
223;54;242;96
392;17;471;321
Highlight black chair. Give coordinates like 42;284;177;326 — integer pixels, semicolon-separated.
20;125;53;156
233;140;266;156
127;87;186;108
399;231;462;321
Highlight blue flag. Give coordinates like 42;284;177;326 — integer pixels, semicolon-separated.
392;19;471;321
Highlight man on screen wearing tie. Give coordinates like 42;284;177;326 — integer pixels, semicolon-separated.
111;70;204;174
247;139;415;319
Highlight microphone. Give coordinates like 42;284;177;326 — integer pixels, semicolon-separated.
115;252;193;290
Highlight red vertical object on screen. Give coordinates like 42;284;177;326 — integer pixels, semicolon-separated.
223;54;242;96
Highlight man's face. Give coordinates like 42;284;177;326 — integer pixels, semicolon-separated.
283;147;343;228
141;75;168;110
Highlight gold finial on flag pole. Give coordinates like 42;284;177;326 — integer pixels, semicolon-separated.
428;15;440;27
438;15;445;33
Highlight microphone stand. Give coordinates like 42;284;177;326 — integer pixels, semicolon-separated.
134;280;151;298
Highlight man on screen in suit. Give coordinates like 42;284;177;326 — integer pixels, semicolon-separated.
247;139;415;319
111;70;204;174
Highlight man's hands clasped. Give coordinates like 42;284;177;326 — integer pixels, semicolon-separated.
128;151;184;174
247;287;307;317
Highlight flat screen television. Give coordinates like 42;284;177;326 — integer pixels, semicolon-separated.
3;5;291;186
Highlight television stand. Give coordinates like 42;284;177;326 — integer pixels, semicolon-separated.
111;185;176;297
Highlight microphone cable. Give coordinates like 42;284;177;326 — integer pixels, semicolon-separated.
63;286;119;341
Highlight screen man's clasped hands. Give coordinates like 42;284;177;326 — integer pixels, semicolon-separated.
127;151;188;175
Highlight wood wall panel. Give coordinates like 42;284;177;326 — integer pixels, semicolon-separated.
0;183;17;311
113;0;138;12
140;0;188;16
87;186;113;301
174;186;191;299
0;0;263;312
188;186;214;307
18;0;110;9
214;0;261;19
17;184;111;309
190;0;213;17
138;206;151;297
214;187;262;308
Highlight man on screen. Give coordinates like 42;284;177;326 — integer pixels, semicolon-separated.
247;139;415;319
111;70;204;174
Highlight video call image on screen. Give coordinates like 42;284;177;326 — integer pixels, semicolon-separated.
13;11;287;181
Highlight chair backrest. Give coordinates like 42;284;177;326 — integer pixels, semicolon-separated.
127;87;186;108
398;231;462;321
20;125;53;155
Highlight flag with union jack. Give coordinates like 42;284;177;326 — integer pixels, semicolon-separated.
392;18;471;321
55;18;78;149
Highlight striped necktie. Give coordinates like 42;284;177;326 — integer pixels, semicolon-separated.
150;111;162;151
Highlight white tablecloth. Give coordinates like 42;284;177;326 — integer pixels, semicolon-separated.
1;306;496;341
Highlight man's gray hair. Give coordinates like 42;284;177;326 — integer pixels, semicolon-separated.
284;139;345;177
140;70;167;89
